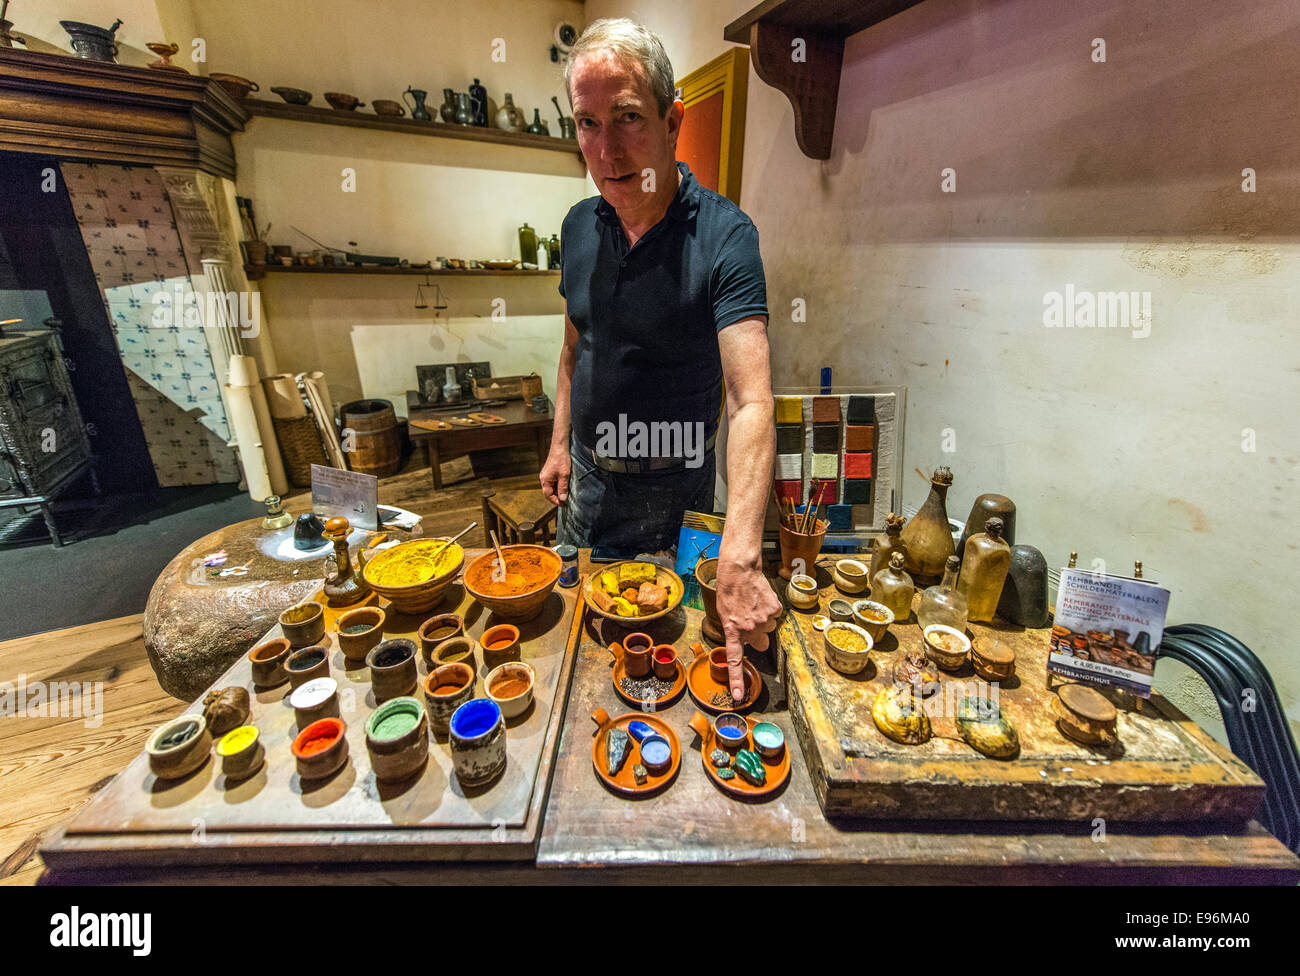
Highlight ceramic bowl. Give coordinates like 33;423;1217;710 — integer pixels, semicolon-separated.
463;545;562;622
285;644;330;689
146;714;212;780
280;600;325;648
289;676;339;727
292;717;349;779
431;635;477;674
372;98;405;117
831;558;871;594
582;560;685;624
923;624;971;672
248;637;292;687
210;73;259;101
324;91;364;111
449;698;507;787
851;599;895;642
215;725;263;779
367;638;418;701
485;661;535;719
822;622;874;675
828;598;854;622
270;86;312;105
479;623;521;669
336;606;385;662
423;662;475;735
786;574;819;610
418;613;464;664
362;538;464;614
365;696;429;782
752;721;786;762
713;712;749;751
639;733;673;774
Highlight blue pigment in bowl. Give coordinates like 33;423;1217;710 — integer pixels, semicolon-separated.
640;736;671;766
450;698;501;739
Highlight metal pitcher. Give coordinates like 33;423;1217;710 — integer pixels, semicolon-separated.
453;91;480;126
403;87;432;121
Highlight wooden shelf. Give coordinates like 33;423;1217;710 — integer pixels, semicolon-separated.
244;263;559;281
724;0;925;159
242;98;584;159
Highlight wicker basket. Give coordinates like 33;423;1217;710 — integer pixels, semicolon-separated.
273;414;328;487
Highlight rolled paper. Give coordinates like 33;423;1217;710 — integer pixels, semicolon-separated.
774;396;803;425
844;451;873;479
300;371;347;469
812;396;840;423
230;354;288;495
844;425;874;452
811;453;838;480
226;352;259;388
262;373;308;418
225;381;275;501
775;453;802;481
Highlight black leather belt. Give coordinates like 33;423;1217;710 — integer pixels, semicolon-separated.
575;432;717;474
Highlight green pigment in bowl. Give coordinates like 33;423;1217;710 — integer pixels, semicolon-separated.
369;702;421;740
752;722;784;749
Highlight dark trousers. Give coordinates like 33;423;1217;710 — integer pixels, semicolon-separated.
557;438;716;557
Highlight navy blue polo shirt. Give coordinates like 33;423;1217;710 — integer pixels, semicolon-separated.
558;161;767;453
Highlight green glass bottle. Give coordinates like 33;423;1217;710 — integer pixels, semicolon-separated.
518;222;537;267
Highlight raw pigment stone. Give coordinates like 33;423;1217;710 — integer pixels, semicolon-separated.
716;767;736;780
606;728;631;775
710;748;730;767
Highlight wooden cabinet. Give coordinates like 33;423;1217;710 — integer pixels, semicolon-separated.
0;327;97;545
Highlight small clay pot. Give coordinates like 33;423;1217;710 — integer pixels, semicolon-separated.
923;624;971;672
752;721;786;762
432;635;477;674
708;646;731;685
786;574;819;610
418;613;464;664
1053;684;1118;745
249;637;292;687
423;663;475;735
210;72;259;101
622;632;653;677
280;601;325;648
831;558;870;594
285;645;330;689
147;714;212;780
851;599;894;642
289;676;339;726
372;98;406;117
639;733;672;774
485;661;535;719
324;91;364;111
215;725;263;780
365;696;429;782
827;598;854;622
292;717;349;780
822;622;874;675
971;641;1016;682
713;712;749;752
652;644;677;680
449;698;507;787
367;638;418;701
337;606;385;662
479;624;520;670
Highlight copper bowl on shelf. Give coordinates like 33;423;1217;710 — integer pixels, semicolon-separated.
324;91;365;111
210;72;259;100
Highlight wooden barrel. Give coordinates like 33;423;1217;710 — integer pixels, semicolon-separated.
340;399;402;478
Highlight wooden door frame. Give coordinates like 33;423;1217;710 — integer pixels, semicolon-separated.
675;47;749;205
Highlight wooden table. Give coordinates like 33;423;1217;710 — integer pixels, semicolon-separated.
37;552;1300;884
408;399;553;489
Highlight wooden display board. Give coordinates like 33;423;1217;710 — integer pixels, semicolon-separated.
42;549;582;868
784;561;1265;822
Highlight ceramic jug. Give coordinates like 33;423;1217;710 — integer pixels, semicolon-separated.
454;91;479;126
439;88;457;123
495;92;525;132
403;87;432;121
525;108;549;135
468;78;488;126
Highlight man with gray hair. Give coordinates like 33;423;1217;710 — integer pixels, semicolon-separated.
540;18;781;698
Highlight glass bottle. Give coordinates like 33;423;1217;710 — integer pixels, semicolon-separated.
957;516;1011;622
918;555;968;633
518;222;538;267
900;466;954;585
547;233;561;269
872;551;914;622
869;511;906;582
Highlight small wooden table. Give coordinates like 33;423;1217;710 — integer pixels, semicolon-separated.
480;489;558;547
408;399;553;489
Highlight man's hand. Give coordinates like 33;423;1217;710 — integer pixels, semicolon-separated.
539;445;570;505
715;554;782;701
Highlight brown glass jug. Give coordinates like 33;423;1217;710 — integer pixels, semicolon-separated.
957;516;1011;622
901;467;954;585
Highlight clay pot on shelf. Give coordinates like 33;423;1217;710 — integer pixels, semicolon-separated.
485;661;535;719
146;714;211;780
216;725;263;780
285;645;330;689
372;99;405;117
431;635;477;675
210;73;259;101
418;613;464;664
248;637;292;687
479;624;521;670
325;91;365;111
289;676;340;727
280;601;325;649
270;86;312;105
292;718;349;779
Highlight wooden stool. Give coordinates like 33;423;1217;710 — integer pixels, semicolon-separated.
481;489;558;547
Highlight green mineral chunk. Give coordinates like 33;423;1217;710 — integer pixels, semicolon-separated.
716;767;735;780
709;748;730;767
606;728;631;775
732;748;766;786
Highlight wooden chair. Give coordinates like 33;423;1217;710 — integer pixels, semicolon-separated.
481;489;558;547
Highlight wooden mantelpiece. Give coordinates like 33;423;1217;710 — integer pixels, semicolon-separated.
724;0;925;159
0;49;246;179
